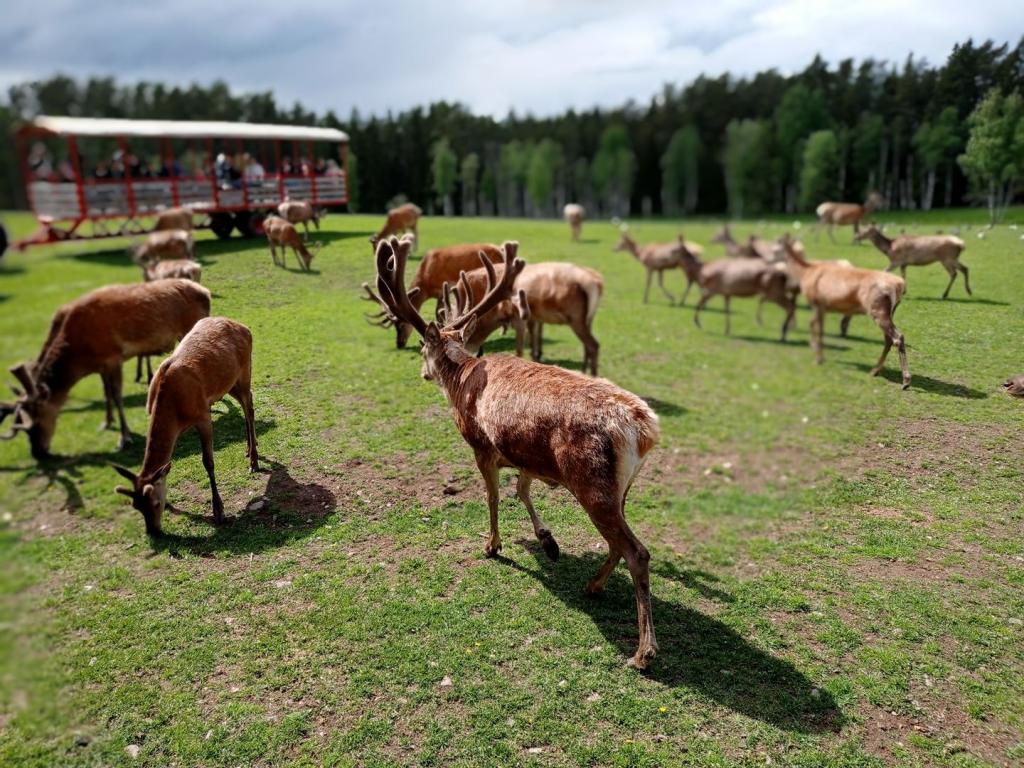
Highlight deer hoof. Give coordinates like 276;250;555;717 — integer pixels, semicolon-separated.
627;646;657;670
869;366;881;377
484;541;502;558
902;379;912;391
538;530;560;561
117;434;132;450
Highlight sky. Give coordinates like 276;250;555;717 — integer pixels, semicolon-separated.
1;0;1022;118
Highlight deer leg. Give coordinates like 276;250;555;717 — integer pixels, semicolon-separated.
230;383;259;473
477;459;501;557
680;275;693;307
810;305;825;364
755;296;766;326
942;264;958;299
99;371;115;431
534;322;545;362
107;364;132;450
839;315;852;338
643;270;653;303
869;318;895;379
693;291;710;329
656;270;675;304
517;474;558;561
621;526;657;669
145;355;153;384
724;295;732;335
195;418;224;523
585;545;622;596
780;298;795;342
959;263;972;295
827;224;836;244
134;356;144;384
570;317;599;376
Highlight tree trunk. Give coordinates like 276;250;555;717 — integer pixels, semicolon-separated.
922;169;935;211
943;166;953;208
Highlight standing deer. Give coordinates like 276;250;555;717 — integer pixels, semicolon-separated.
711;224;777;261
364;242;504;348
0;280;211;460
563;203;585;241
614;227;705;305
132;254;203;384
364;237;661;669
854;225;970;298
452;261;603;375
154;206;193;231
816;192;883;243
132;229;195;262
780;234;911;388
277;200;321;237
112;317;259;536
264;215;319;271
369;203;422;251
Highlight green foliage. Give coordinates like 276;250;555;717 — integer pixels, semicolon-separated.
460;152;480;216
499;140;529;216
660;125;701;215
345;150;360;213
799;130;841;211
431;138;458;216
723;119;772;218
526;139;564;215
914;107;961;172
958;88;1024;222
774;85;830;191
591;124;635;217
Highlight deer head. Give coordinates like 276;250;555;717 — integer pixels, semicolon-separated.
112;462;172;536
613;224;638;255
363;236;525;381
1;362;55;460
711;224;734;245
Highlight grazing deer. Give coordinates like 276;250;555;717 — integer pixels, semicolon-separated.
154;206;193;232
368;203;422;251
563;203;585;241
364;236;661;669
132;256;203;383
854;225;970;298
711;224;777;261
0;280;211;460
816;192;883;243
688;249;796;341
133;229;194;263
264;215;319;271
452;261;603;375
365;242;504;348
277;200;321;237
780;234;911;388
113;317;259;536
614;226;705;305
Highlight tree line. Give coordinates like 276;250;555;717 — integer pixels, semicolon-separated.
1;37;1022;220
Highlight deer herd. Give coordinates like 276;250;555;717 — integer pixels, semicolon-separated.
0;193;1009;671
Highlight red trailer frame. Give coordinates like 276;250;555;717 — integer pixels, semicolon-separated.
9;116;349;251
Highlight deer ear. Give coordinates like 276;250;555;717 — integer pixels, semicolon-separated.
111;463;138;483
424;323;441;343
115;485;134;497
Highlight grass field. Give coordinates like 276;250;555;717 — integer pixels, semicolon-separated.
1;209;1022;767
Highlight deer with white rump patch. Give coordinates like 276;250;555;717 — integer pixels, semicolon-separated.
113;317;259;536
563;203;585;241
854;225;970;299
364;236;661;669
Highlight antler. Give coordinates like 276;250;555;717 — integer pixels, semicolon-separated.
362;235;427;337
444;242;524;332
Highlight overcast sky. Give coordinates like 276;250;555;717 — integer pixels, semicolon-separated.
1;0;1021;118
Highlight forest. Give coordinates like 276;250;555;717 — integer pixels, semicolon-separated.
1;37;1022;219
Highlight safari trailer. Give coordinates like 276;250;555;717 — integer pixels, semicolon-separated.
4;116;349;256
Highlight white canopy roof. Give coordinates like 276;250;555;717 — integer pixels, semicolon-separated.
25;116;348;143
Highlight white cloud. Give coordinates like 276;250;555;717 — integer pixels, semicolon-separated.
0;0;1020;117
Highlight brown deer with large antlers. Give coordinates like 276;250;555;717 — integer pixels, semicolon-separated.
364;237;661;669
365;242;504;348
780;234;911;388
368;203;422;251
112;317;259;536
0;280;211;460
264;215;319;271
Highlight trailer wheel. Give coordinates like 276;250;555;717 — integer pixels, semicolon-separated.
235;211;266;238
210;213;235;240
0;222;8;261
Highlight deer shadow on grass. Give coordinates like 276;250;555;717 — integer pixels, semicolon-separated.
909;296;1008;307
505;546;843;734
150;459;335;556
640;396;687;417
841;362;988;399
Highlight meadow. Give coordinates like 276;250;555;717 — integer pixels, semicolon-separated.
0;209;1022;767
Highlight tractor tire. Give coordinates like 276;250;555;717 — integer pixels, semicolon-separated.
235;211;266;238
210;213;235;240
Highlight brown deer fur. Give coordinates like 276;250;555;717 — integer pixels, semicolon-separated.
264;215;318;271
368;203;422;250
277;200;321;237
153;206;193;231
141;258;202;284
365;242;504;348
687;249;796;341
780;235;911;388
1003;374;1024;398
563;203;585;241
711;224;777;261
854;225;970;298
133;229;194;262
364;236;661;669
0;280;211;460
816;192;883;242
113;317;259;536
455;261;603;375
614;228;705;305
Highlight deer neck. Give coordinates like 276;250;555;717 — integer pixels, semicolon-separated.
434;342;481;402
868;230;892;254
140;394;179;481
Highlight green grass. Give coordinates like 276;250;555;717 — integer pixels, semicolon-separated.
1;209;1022;767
